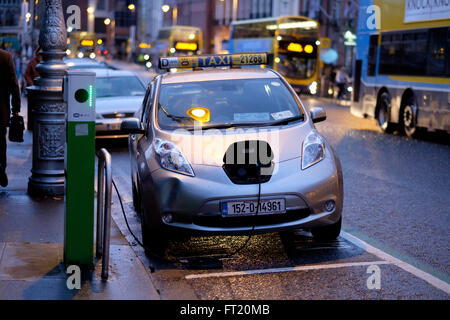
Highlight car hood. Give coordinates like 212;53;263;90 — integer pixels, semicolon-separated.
154;121;315;166
96;96;144;115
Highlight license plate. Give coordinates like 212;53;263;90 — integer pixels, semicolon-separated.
221;199;286;217
106;123;121;130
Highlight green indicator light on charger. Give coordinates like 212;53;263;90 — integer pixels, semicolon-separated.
88;84;94;107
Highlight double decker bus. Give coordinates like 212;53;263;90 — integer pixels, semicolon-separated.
153;25;203;70
351;0;450;137
67;31;97;59
229;16;320;94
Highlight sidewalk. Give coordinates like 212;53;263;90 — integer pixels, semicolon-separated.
0;100;160;299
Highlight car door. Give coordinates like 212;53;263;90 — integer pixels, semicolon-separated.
134;77;158;188
130;78;155;189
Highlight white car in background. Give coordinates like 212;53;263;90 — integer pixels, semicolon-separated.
92;68;146;138
64;58;113;70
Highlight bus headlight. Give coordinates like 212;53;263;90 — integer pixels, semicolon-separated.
347;86;353;92
309;81;318;95
77;52;84;58
153;138;194;176
89;52;96;59
302;131;325;170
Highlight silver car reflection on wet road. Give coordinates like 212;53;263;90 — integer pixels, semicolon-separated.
121;55;343;251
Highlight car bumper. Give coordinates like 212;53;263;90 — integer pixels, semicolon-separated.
140;147;343;236
96;118;128;139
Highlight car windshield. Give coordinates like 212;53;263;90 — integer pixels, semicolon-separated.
157;78;304;130
96;76;145;98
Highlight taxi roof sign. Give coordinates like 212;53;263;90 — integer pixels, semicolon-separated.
159;53;272;70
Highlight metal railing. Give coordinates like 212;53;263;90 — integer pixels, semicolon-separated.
96;148;112;280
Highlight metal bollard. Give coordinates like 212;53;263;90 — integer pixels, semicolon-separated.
95;148;112;280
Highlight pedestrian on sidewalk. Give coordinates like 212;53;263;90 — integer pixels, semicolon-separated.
336;66;350;100
0;48;21;187
24;47;42;130
24;46;42;87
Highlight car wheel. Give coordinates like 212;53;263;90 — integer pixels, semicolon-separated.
376;93;396;134
140;201;168;257
311;217;342;241
401;98;424;138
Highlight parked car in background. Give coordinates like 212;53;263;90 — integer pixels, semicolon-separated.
93;68;146;139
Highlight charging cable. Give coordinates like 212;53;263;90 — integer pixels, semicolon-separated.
111;163;262;265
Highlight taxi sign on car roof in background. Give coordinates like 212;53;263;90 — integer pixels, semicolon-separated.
159;53;271;70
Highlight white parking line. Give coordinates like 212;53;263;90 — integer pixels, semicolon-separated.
185;260;391;280
340;231;450;295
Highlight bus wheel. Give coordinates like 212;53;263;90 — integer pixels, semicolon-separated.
401;99;423;138
376;93;396;134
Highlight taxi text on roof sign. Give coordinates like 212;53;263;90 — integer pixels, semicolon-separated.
159;53;271;69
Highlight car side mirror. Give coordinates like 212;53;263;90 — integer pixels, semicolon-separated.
121;118;145;134
310;107;327;123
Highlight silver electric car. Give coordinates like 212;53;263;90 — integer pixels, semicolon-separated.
121;54;343;252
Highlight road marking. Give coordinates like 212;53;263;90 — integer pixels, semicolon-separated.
185;260;391;280
341;231;450;295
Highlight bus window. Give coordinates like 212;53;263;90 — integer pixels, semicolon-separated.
401;31;427;75
368;35;378;76
427;27;449;76
379;32;403;75
379;30;428;76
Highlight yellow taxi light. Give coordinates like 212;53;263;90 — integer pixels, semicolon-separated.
186;107;210;123
304;44;314;54
139;43;151;49
159;53;271;69
80;39;94;46
175;42;198;51
287;42;303;52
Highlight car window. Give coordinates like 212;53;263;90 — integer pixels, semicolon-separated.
142;80;156;127
96;76;146;98
157;78;303;130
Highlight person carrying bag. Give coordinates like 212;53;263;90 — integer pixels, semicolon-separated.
0;48;21;187
9;114;24;143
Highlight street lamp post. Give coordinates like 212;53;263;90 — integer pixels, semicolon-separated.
27;0;68;197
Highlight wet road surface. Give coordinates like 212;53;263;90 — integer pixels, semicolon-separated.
98;97;450;299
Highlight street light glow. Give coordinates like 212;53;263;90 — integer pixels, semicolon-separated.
128;4;135;10
87;7;94;14
104;18;111;25
162;4;170;12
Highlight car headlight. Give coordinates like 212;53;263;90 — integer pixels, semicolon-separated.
153;138;194;176
301;131;325;170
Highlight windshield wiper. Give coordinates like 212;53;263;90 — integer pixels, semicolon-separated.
265;115;304;126
159;104;194;124
183;116;304;131
184;123;241;131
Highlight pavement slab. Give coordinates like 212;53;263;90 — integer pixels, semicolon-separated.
0;243;160;300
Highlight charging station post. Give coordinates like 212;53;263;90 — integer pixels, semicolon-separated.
63;70;96;268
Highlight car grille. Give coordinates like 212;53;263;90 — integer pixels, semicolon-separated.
222;140;274;184
191;209;311;228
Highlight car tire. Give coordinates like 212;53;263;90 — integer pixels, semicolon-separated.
401;98;424;138
140;201;168;257
311;217;342;241
376;93;396;134
132;178;141;215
